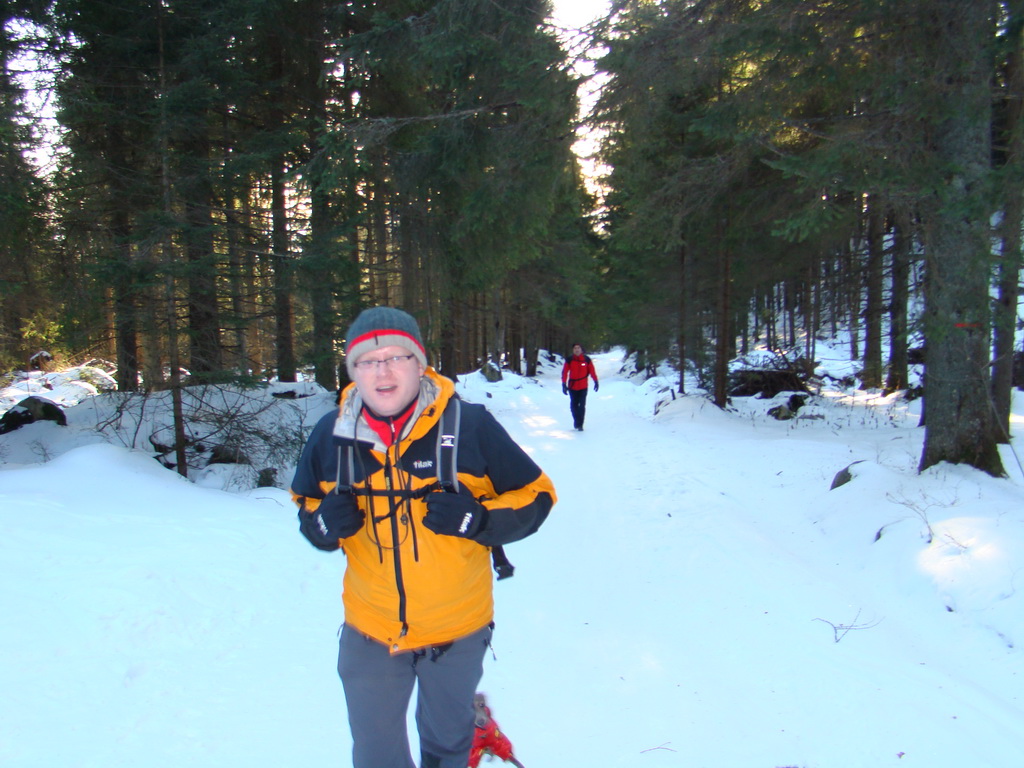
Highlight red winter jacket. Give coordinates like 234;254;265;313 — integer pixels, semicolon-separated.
561;354;598;391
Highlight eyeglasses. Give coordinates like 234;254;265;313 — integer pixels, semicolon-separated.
353;354;417;371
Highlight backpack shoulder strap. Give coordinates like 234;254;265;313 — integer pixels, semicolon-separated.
334;400;455;499
335;443;355;494
435;397;515;580
435;396;461;492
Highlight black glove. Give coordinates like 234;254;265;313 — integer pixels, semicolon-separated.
298;491;364;551
562;384;568;395
593;381;599;392
424;487;489;539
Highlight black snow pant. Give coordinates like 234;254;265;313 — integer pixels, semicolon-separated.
337;622;491;768
568;387;588;429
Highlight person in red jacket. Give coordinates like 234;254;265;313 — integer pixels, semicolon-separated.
561;343;598;431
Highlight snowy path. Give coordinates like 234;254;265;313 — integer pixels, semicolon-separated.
466;351;1024;768
2;350;1023;768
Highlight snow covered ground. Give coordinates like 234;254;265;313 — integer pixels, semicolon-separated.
2;347;1023;768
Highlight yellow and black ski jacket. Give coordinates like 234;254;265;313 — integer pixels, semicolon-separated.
291;368;556;653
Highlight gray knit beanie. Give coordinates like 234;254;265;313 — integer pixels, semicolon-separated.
344;307;428;377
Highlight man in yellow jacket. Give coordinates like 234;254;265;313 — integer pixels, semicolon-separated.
291;306;556;768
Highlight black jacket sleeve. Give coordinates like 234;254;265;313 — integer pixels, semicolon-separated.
290;411;340;501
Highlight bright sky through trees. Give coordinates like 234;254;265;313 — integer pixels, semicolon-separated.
550;0;609;28
549;0;611;197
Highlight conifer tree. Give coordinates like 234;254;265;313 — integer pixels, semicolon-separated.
0;6;49;369
911;0;1003;475
53;0;162;389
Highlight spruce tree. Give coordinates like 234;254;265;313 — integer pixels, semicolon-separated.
0;7;50;369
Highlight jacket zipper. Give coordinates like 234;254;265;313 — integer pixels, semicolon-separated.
384;432;409;638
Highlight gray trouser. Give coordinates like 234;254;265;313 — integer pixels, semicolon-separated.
337;623;492;768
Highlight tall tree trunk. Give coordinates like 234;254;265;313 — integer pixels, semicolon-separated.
805;254;818;366
271;156;296;381
182;130;223;379
302;1;338;392
785;281;796;350
439;299;457;377
110;204;140;391
861;197;884;388
918;0;1004;476
677;241;687;394
993;197;1022;443
266;32;296;383
507;304;522;373
225;194;248;373
713;223;731;408
369;173;389;304
844;242;860;362
992;0;1024;443
522;302;538;377
157;10;187;476
885;208;911;394
308;180;337;390
489;286;505;369
242;192;263;375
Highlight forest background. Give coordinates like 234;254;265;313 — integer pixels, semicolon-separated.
2;0;1023;479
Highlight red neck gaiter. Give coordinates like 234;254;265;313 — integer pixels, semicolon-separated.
362;399;418;447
